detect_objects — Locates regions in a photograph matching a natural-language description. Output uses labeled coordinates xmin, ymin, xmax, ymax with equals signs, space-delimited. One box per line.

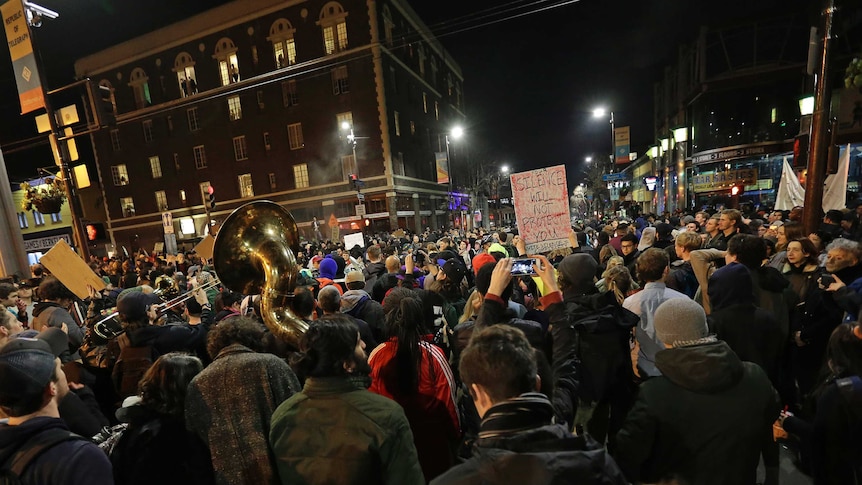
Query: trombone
xmin=92 ymin=278 xmax=221 ymax=340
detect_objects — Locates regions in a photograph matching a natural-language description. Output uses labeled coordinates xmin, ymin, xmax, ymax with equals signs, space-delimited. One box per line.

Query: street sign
xmin=357 ymin=193 xmax=365 ymax=202
xmin=355 ymin=204 xmax=366 ymax=217
xmin=602 ymin=173 xmax=628 ymax=182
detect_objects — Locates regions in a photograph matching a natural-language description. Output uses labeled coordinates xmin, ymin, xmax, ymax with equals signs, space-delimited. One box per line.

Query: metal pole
xmin=803 ymin=0 xmax=836 ymax=235
xmin=609 ymin=111 xmax=616 ymax=173
xmin=446 ymin=135 xmax=454 ymax=230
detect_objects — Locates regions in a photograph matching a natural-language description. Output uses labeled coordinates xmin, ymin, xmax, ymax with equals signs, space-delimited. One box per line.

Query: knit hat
xmin=707 ymin=262 xmax=754 ymax=311
xmin=557 ymin=254 xmax=597 ymax=294
xmin=319 ymin=257 xmax=337 ymax=279
xmin=116 ymin=291 xmax=161 ymax=323
xmin=472 ymin=253 xmax=497 ymax=275
xmin=488 ymin=243 xmax=508 ymax=258
xmin=0 ymin=329 xmax=67 ymax=405
xmin=654 ymin=298 xmax=709 ymax=347
xmin=682 ymin=215 xmax=695 ymax=225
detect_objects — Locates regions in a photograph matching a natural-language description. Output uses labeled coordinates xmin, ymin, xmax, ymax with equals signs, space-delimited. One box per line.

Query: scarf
xmin=478 ymin=392 xmax=555 ymax=440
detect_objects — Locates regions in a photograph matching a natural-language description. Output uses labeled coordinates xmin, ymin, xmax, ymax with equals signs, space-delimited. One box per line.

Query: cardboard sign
xmin=39 ymin=239 xmax=106 ymax=299
xmin=343 ymin=232 xmax=365 ymax=250
xmin=193 ymin=234 xmax=215 ymax=261
xmin=510 ymin=165 xmax=570 ymax=254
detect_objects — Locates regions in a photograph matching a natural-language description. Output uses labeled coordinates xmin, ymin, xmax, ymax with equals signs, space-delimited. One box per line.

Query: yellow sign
xmin=2 ymin=0 xmax=45 ymax=114
xmin=692 ymin=168 xmax=758 ymax=193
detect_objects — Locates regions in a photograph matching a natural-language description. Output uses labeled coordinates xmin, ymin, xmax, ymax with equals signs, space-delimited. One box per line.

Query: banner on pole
xmin=2 ymin=0 xmax=45 ymax=114
xmin=614 ymin=126 xmax=630 ymax=165
xmin=511 ymin=165 xmax=570 ymax=254
xmin=435 ymin=152 xmax=449 ymax=184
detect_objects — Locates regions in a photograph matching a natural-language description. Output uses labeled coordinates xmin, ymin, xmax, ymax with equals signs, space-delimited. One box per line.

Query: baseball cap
xmin=442 ymin=259 xmax=466 ymax=282
xmin=345 ymin=270 xmax=365 ymax=285
xmin=0 ymin=328 xmax=66 ymax=405
xmin=117 ymin=291 xmax=161 ymax=322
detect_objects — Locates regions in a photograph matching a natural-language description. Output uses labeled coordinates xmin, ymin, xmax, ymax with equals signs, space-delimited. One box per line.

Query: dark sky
xmin=0 ymin=0 xmax=815 ymax=185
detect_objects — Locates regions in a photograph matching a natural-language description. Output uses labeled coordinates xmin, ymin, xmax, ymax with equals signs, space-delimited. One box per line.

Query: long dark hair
xmin=382 ymin=288 xmax=427 ymax=395
xmin=139 ymin=353 xmax=203 ymax=419
xmin=828 ymin=323 xmax=862 ymax=378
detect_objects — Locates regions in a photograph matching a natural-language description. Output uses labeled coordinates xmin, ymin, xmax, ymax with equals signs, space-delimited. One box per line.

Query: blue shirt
xmin=623 ymin=282 xmax=688 ymax=377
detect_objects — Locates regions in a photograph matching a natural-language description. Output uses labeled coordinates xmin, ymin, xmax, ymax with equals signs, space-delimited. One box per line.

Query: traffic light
xmin=349 ymin=173 xmax=364 ymax=190
xmin=207 ymin=185 xmax=216 ymax=210
xmin=730 ymin=185 xmax=743 ymax=196
xmin=793 ymin=134 xmax=809 ymax=168
xmin=88 ymin=80 xmax=116 ymax=127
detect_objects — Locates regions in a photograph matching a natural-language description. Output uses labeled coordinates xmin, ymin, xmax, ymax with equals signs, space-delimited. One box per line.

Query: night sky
xmin=0 ymin=0 xmax=816 ymax=186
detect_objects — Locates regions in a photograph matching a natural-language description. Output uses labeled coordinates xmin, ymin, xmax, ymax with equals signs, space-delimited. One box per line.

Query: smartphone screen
xmin=511 ymin=258 xmax=537 ymax=276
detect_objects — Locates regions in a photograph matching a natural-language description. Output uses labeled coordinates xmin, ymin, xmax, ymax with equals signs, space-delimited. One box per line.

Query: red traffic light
xmin=730 ymin=185 xmax=742 ymax=196
xmin=207 ymin=186 xmax=215 ymax=195
xmin=349 ymin=173 xmax=358 ymax=181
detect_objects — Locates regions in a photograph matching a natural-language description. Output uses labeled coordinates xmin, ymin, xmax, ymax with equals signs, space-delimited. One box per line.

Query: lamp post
xmin=593 ymin=107 xmax=615 ymax=171
xmin=445 ymin=126 xmax=463 ymax=229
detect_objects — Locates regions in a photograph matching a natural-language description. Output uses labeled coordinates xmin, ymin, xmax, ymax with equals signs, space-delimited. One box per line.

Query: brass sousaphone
xmin=213 ymin=200 xmax=309 ymax=347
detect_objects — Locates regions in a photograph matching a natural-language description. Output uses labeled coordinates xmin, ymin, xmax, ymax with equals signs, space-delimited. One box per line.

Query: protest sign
xmin=40 ymin=239 xmax=106 ymax=299
xmin=510 ymin=165 xmax=570 ymax=254
xmin=343 ymin=232 xmax=365 ymax=250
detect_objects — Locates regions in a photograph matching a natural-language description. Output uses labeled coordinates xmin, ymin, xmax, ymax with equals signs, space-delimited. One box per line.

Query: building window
xmin=214 ymin=38 xmax=240 ymax=86
xmin=281 ymin=80 xmax=298 ymax=107
xmin=269 ymin=172 xmax=277 ymax=191
xmin=293 ymin=163 xmax=309 ymax=188
xmin=187 ymin=108 xmax=200 ymax=131
xmin=395 ymin=152 xmax=405 ymax=176
xmin=142 ymin=120 xmax=153 ymax=143
xmin=33 ymin=211 xmax=45 ymax=226
xmin=233 ymin=136 xmax=248 ymax=161
xmin=180 ymin=190 xmax=187 ymax=204
xmin=394 ymin=111 xmax=400 ymax=136
xmin=173 ymin=153 xmax=180 ymax=171
xmin=422 ymin=92 xmax=427 ymax=113
xmin=263 ymin=132 xmax=271 ymax=150
xmin=256 ymin=90 xmax=265 ymax=109
xmin=167 ymin=115 xmax=174 ymax=134
xmin=331 ymin=65 xmax=349 ymax=95
xmin=238 ymin=173 xmax=254 ymax=198
xmin=435 ymin=101 xmax=439 ymax=121
xmin=341 ymin=154 xmax=356 ymax=180
xmin=269 ymin=19 xmax=297 ymax=68
xmin=174 ymin=52 xmax=198 ymax=97
xmin=288 ymin=123 xmax=304 ymax=150
xmin=17 ymin=212 xmax=28 ymax=229
xmin=111 ymin=164 xmax=129 ymax=186
xmin=120 ymin=197 xmax=135 ymax=217
xmin=110 ymin=129 xmax=121 ymax=151
xmin=149 ymin=156 xmax=162 ymax=178
xmin=129 ymin=68 xmax=151 ymax=110
xmin=193 ymin=145 xmax=207 ymax=169
xmin=155 ymin=190 xmax=168 ymax=211
xmin=319 ymin=2 xmax=348 ymax=55
xmin=389 ymin=67 xmax=397 ymax=94
xmin=227 ymin=95 xmax=242 ymax=121
xmin=383 ymin=6 xmax=394 ymax=45
xmin=418 ymin=45 xmax=426 ymax=76
xmin=50 ymin=213 xmax=61 ymax=223
xmin=410 ymin=120 xmax=415 ymax=135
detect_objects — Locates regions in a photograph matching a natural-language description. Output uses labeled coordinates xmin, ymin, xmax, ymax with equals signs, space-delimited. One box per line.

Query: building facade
xmin=74 ymin=0 xmax=466 ymax=252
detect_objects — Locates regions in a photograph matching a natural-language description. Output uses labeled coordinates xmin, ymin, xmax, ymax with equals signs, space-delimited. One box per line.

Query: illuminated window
xmin=394 ymin=111 xmax=400 ymax=136
xmin=174 ymin=52 xmax=198 ymax=97
xmin=434 ymin=101 xmax=439 ymax=120
xmin=288 ymin=123 xmax=304 ymax=150
xmin=149 ymin=156 xmax=162 ymax=178
xmin=155 ymin=191 xmax=167 ymax=211
xmin=319 ymin=2 xmax=348 ymax=55
xmin=120 ymin=197 xmax=135 ymax=217
xmin=422 ymin=92 xmax=427 ymax=113
xmin=269 ymin=173 xmax=277 ymax=191
xmin=294 ymin=163 xmax=309 ymax=188
xmin=269 ymin=19 xmax=297 ymax=68
xmin=111 ymin=164 xmax=129 ymax=186
xmin=193 ymin=145 xmax=207 ymax=169
xmin=227 ymin=95 xmax=242 ymax=121
xmin=238 ymin=174 xmax=254 ymax=198
xmin=263 ymin=132 xmax=271 ymax=150
xmin=336 ymin=111 xmax=353 ymax=130
xmin=233 ymin=136 xmax=248 ymax=161
xmin=214 ymin=37 xmax=240 ymax=86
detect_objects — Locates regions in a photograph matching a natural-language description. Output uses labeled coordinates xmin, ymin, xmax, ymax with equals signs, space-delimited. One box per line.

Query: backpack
xmin=0 ymin=428 xmax=82 ymax=484
xmin=111 ymin=334 xmax=157 ymax=399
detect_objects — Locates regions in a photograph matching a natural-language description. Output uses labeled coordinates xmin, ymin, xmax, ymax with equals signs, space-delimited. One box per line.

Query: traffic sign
xmin=328 ymin=214 xmax=338 ymax=228
xmin=602 ymin=173 xmax=628 ymax=182
xmin=355 ymin=204 xmax=366 ymax=217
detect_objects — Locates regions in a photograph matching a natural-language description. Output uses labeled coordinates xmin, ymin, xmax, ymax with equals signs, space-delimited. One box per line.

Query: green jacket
xmin=269 ymin=376 xmax=425 ymax=485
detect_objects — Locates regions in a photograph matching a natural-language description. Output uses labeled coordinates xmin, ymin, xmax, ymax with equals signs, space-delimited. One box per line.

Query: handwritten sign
xmin=40 ymin=239 xmax=106 ymax=299
xmin=511 ymin=165 xmax=570 ymax=254
xmin=343 ymin=232 xmax=365 ymax=250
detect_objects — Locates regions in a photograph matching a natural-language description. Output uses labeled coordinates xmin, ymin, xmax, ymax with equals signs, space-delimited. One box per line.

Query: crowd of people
xmin=1 ymin=201 xmax=862 ymax=485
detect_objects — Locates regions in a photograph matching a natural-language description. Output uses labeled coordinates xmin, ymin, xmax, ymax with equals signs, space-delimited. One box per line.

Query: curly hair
xmin=38 ymin=277 xmax=75 ymax=301
xmin=139 ymin=353 xmax=203 ymax=419
xmin=206 ymin=316 xmax=266 ymax=359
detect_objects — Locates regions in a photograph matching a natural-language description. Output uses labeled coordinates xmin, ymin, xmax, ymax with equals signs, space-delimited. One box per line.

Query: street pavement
xmin=757 ymin=445 xmax=812 ymax=485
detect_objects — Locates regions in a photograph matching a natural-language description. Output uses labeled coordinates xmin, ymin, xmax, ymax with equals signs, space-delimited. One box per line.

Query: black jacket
xmin=430 ymin=394 xmax=627 ymax=485
xmin=363 ymin=261 xmax=387 ymax=295
xmin=614 ymin=341 xmax=780 ymax=485
xmin=707 ymin=304 xmax=782 ymax=384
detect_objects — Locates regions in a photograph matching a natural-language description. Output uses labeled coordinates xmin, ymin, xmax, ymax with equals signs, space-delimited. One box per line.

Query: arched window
xmin=173 ymin=52 xmax=198 ymax=97
xmin=213 ymin=37 xmax=239 ymax=86
xmin=128 ymin=68 xmax=151 ymax=110
xmin=267 ymin=19 xmax=297 ymax=68
xmin=317 ymin=2 xmax=348 ymax=55
xmin=382 ymin=6 xmax=394 ymax=45
xmin=99 ymin=79 xmax=117 ymax=114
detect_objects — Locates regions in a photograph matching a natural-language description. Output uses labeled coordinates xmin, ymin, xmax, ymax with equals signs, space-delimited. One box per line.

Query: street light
xmin=592 ymin=106 xmax=615 ymax=170
xmin=585 ymin=156 xmax=593 ymax=163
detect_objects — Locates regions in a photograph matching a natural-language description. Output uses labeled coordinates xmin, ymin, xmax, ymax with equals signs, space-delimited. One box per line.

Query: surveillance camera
xmin=23 ymin=1 xmax=59 ymax=20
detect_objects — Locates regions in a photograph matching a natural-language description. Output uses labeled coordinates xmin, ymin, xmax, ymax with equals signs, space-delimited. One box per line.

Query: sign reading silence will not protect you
xmin=511 ymin=165 xmax=571 ymax=254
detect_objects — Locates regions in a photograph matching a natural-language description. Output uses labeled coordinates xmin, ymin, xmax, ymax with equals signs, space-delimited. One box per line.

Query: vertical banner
xmin=510 ymin=165 xmax=570 ymax=254
xmin=435 ymin=152 xmax=449 ymax=184
xmin=614 ymin=126 xmax=631 ymax=165
xmin=2 ymin=0 xmax=45 ymax=114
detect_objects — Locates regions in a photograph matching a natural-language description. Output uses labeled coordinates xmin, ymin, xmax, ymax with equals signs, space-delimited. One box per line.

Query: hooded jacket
xmin=363 ymin=261 xmax=387 ymax=294
xmin=31 ymin=302 xmax=84 ymax=362
xmin=614 ymin=341 xmax=780 ymax=485
xmin=341 ymin=289 xmax=386 ymax=342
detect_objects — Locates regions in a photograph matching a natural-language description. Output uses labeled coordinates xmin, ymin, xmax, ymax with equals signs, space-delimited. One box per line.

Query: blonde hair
xmin=675 ymin=232 xmax=702 ymax=252
xmin=459 ymin=289 xmax=482 ymax=323
xmin=604 ymin=265 xmax=634 ymax=305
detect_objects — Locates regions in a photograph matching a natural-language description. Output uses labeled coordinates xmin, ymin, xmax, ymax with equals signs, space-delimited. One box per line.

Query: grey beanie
xmin=654 ymin=298 xmax=708 ymax=347
xmin=557 ymin=253 xmax=597 ymax=294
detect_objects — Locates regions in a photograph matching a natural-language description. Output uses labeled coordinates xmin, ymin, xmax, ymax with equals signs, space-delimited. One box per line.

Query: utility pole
xmin=802 ymin=0 xmax=837 ymax=235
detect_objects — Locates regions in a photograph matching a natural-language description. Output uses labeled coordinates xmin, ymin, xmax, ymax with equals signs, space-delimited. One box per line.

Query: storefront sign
xmin=23 ymin=234 xmax=71 ymax=252
xmin=692 ymin=168 xmax=758 ymax=193
xmin=511 ymin=165 xmax=570 ymax=254
xmin=690 ymin=141 xmax=790 ymax=165
xmin=614 ymin=126 xmax=630 ymax=165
